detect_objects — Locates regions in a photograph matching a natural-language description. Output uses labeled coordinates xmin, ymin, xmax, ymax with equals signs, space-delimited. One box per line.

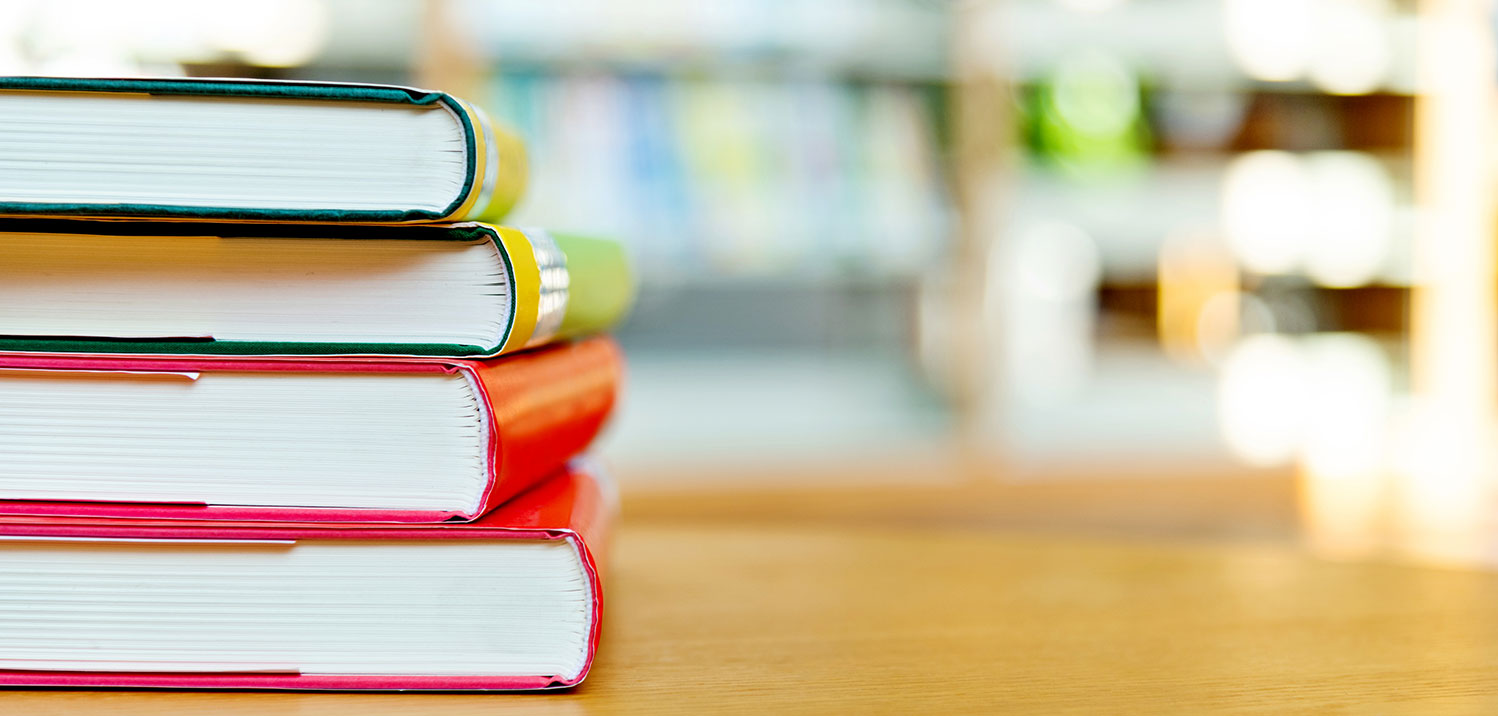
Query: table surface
xmin=6 ymin=476 xmax=1498 ymax=714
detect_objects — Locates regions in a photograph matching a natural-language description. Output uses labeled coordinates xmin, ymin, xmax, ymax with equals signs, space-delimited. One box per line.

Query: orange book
xmin=0 ymin=338 xmax=622 ymax=522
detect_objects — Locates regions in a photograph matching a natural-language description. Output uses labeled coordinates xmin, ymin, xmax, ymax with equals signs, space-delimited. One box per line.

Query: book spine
xmin=490 ymin=227 xmax=634 ymax=356
xmin=467 ymin=338 xmax=623 ymax=517
xmin=459 ymin=102 xmax=529 ymax=222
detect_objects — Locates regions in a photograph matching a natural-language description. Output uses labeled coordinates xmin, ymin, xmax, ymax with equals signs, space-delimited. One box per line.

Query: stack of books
xmin=0 ymin=77 xmax=631 ymax=690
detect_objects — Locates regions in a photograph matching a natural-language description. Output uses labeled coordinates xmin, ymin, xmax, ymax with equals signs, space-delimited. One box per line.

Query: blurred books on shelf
xmin=452 ymin=0 xmax=952 ymax=80
xmin=10 ymin=0 xmax=1427 ymax=491
xmin=486 ymin=71 xmax=954 ymax=284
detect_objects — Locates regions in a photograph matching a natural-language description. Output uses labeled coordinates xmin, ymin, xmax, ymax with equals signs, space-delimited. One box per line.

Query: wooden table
xmin=6 ymin=476 xmax=1498 ymax=714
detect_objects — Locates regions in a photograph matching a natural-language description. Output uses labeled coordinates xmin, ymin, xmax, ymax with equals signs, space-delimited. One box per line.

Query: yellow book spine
xmin=493 ymin=226 xmax=543 ymax=354
xmin=446 ymin=102 xmax=528 ymax=223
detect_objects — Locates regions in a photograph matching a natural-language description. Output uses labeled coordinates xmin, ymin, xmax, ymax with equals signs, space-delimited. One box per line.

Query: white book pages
xmin=0 ymin=370 xmax=490 ymax=512
xmin=0 ymin=94 xmax=468 ymax=212
xmin=0 ymin=538 xmax=591 ymax=677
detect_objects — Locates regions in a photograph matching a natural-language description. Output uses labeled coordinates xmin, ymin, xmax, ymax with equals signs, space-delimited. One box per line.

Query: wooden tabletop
xmin=6 ymin=475 xmax=1498 ymax=714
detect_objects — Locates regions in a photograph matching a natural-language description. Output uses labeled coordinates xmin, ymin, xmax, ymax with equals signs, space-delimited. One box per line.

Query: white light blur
xmin=206 ymin=0 xmax=329 ymax=67
xmin=1053 ymin=0 xmax=1128 ymax=15
xmin=0 ymin=47 xmax=25 ymax=75
xmin=1224 ymin=0 xmax=1314 ymax=82
xmin=1221 ymin=333 xmax=1394 ymax=470
xmin=1304 ymin=152 xmax=1396 ymax=288
xmin=1005 ymin=220 xmax=1103 ymax=302
xmin=1217 ymin=334 xmax=1309 ymax=466
xmin=1294 ymin=334 xmax=1394 ymax=559
xmin=0 ymin=0 xmax=35 ymax=73
xmin=1222 ymin=151 xmax=1312 ymax=275
xmin=1299 ymin=334 xmax=1392 ymax=479
xmin=993 ymin=221 xmax=1101 ymax=406
xmin=0 ymin=1 xmax=35 ymax=43
xmin=1308 ymin=0 xmax=1393 ymax=95
xmin=18 ymin=0 xmax=329 ymax=71
xmin=33 ymin=53 xmax=141 ymax=78
xmin=29 ymin=1 xmax=132 ymax=62
xmin=126 ymin=1 xmax=230 ymax=64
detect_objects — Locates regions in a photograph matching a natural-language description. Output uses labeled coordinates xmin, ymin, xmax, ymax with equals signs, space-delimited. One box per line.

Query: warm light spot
xmin=1157 ymin=232 xmax=1240 ymax=365
xmin=1395 ymin=0 xmax=1498 ymax=566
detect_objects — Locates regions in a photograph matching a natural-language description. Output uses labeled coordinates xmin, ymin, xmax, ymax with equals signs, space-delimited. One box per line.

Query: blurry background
xmin=5 ymin=0 xmax=1498 ymax=565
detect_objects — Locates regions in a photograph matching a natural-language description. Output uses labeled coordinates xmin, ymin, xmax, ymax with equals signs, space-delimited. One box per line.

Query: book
xmin=0 ymin=77 xmax=526 ymax=223
xmin=0 ymin=219 xmax=632 ymax=357
xmin=0 ymin=461 xmax=612 ymax=691
xmin=0 ymin=337 xmax=621 ymax=522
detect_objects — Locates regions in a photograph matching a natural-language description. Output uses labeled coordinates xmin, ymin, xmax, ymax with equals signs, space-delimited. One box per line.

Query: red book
xmin=0 ymin=338 xmax=621 ymax=522
xmin=0 ymin=461 xmax=613 ymax=691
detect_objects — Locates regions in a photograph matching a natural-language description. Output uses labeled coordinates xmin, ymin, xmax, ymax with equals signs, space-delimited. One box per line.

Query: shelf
xmin=981 ymin=0 xmax=1416 ymax=95
xmin=1001 ymin=156 xmax=1413 ymax=284
xmin=450 ymin=0 xmax=952 ymax=83
xmin=1099 ymin=283 xmax=1410 ymax=337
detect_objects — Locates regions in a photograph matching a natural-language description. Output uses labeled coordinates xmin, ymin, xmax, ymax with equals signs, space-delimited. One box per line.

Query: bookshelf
xmin=1 ymin=0 xmax=1440 ymax=486
xmin=403 ymin=0 xmax=967 ymax=472
xmin=400 ymin=0 xmax=1425 ymax=478
xmin=0 ymin=0 xmax=969 ymax=475
xmin=954 ymin=0 xmax=1420 ymax=477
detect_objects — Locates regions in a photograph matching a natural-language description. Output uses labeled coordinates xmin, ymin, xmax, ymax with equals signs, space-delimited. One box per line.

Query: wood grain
xmin=5 ymin=480 xmax=1498 ymax=714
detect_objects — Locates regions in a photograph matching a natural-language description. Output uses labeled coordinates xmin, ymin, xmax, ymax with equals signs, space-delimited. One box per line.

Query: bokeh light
xmin=1221 ymin=150 xmax=1312 ymax=275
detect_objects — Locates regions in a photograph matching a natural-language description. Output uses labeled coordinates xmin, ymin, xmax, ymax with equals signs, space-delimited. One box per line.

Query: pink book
xmin=0 ymin=462 xmax=614 ymax=691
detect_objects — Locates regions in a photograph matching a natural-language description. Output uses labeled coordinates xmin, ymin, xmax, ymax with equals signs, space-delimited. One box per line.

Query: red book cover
xmin=0 ymin=461 xmax=615 ymax=691
xmin=0 ymin=337 xmax=622 ymax=522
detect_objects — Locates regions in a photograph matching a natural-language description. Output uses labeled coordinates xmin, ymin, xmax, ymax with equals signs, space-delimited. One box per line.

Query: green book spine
xmin=555 ymin=233 xmax=635 ymax=341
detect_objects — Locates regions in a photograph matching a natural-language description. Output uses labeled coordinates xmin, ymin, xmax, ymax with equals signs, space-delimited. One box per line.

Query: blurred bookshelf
xmin=0 ymin=0 xmax=966 ymax=480
xmin=950 ymin=0 xmax=1420 ymax=480
xmin=433 ymin=0 xmax=966 ymax=475
xmin=0 ymin=0 xmax=1442 ymax=491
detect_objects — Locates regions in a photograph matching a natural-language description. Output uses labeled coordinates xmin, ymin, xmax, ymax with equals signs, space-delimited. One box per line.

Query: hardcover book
xmin=0 ymin=77 xmax=526 ymax=223
xmin=0 ymin=219 xmax=632 ymax=357
xmin=0 ymin=337 xmax=622 ymax=522
xmin=0 ymin=462 xmax=613 ymax=690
